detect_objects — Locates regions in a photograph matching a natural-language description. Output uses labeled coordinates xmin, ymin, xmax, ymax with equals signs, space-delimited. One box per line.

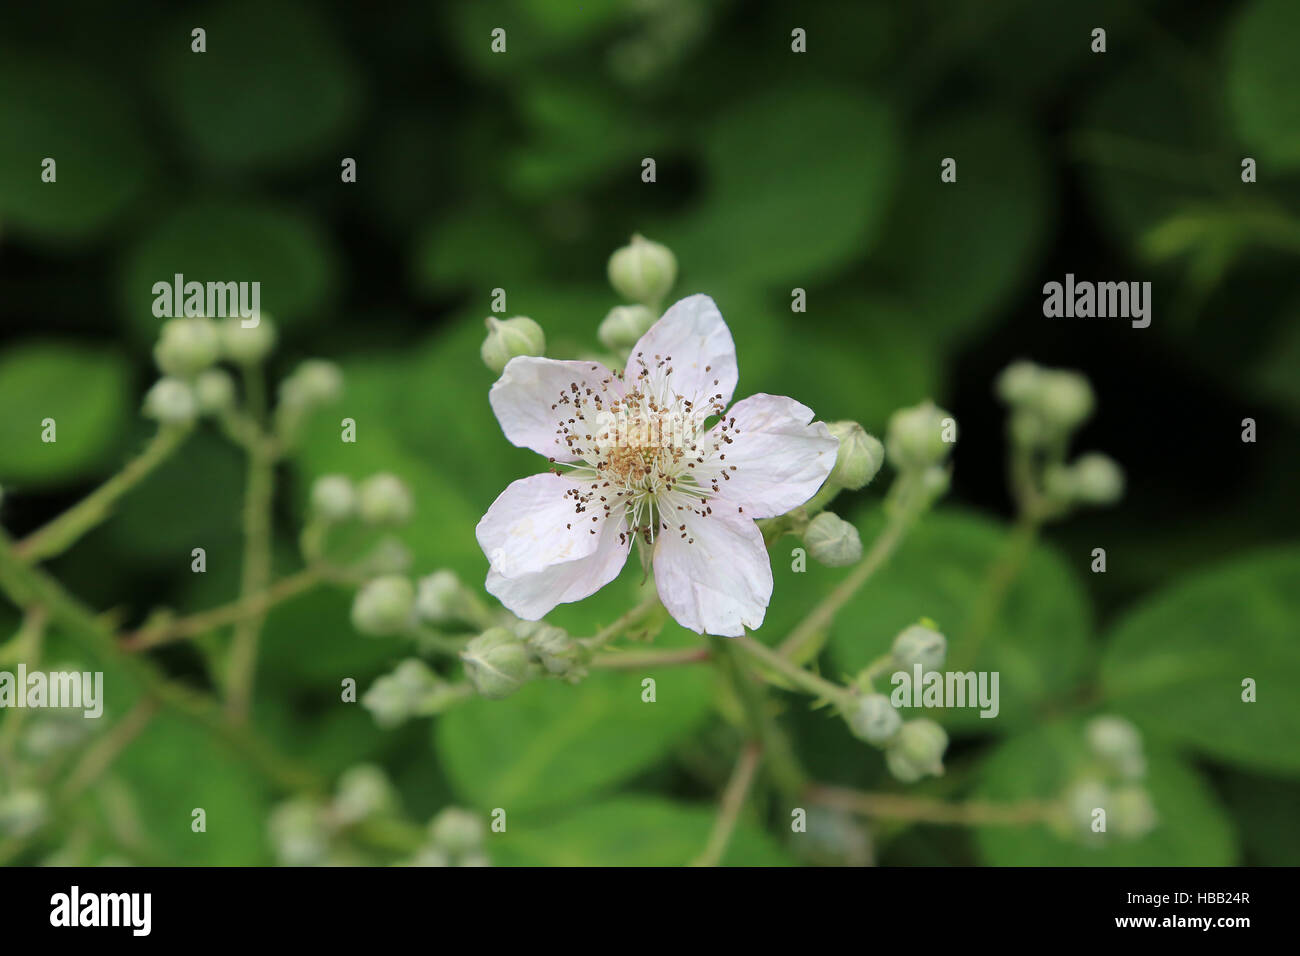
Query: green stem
xmin=579 ymin=589 xmax=662 ymax=650
xmin=14 ymin=425 xmax=191 ymax=563
xmin=953 ymin=514 xmax=1039 ymax=670
xmin=590 ymin=646 xmax=710 ymax=670
xmin=712 ymin=637 xmax=806 ymax=797
xmin=806 ymin=784 xmax=1058 ymax=827
xmin=733 ymin=634 xmax=851 ymax=708
xmin=691 ymin=742 xmax=762 ymax=867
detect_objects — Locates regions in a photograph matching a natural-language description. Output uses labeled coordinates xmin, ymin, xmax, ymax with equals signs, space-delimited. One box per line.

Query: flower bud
xmin=284 ymin=359 xmax=343 ymax=406
xmin=268 ymin=798 xmax=329 ymax=866
xmin=0 ymin=788 xmax=47 ymax=838
xmin=310 ymin=475 xmax=356 ymax=522
xmin=461 ymin=627 xmax=530 ymax=699
xmin=995 ymin=360 xmax=1042 ymax=405
xmin=1035 ymin=370 xmax=1094 ymax=432
xmin=1086 ymin=715 xmax=1145 ymax=778
xmin=357 ymin=473 xmax=414 ymax=525
xmin=481 ymin=316 xmax=545 ymax=375
xmin=219 ymin=314 xmax=278 ymax=365
xmin=1063 ymin=778 xmax=1111 ymax=837
xmin=891 ymin=623 xmax=947 ymax=673
xmin=1109 ymin=785 xmax=1158 ymax=839
xmin=350 ymin=575 xmax=416 ymax=637
xmin=846 ymin=693 xmax=902 ymax=744
xmin=826 ymin=421 xmax=884 ymax=490
xmin=143 ymin=377 xmax=198 ymax=425
xmin=429 ymin=806 xmax=485 ymax=855
xmin=607 ymin=234 xmax=677 ymax=306
xmin=803 ymin=511 xmax=862 ymax=567
xmin=332 ymin=764 xmax=397 ymax=825
xmin=525 ymin=623 xmax=584 ymax=677
xmin=154 ymin=318 xmax=220 ymax=378
xmin=1070 ymin=453 xmax=1124 ymax=506
xmin=597 ymin=304 xmax=657 ymax=352
xmin=886 ymin=401 xmax=955 ymax=471
xmin=415 ymin=569 xmax=479 ymax=627
xmin=885 ymin=719 xmax=948 ymax=782
xmin=362 ymin=659 xmax=449 ymax=728
xmin=194 ymin=368 xmax=235 ymax=414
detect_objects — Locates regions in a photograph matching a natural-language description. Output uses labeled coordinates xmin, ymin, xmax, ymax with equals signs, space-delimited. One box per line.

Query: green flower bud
xmin=461 ymin=627 xmax=530 ymax=699
xmin=597 ymin=304 xmax=657 ymax=352
xmin=1063 ymin=778 xmax=1111 ymax=837
xmin=310 ymin=474 xmax=356 ymax=522
xmin=481 ymin=316 xmax=545 ymax=375
xmin=362 ymin=659 xmax=450 ymax=728
xmin=357 ymin=473 xmax=414 ymax=525
xmin=1109 ymin=785 xmax=1158 ymax=839
xmin=891 ymin=623 xmax=947 ymax=673
xmin=1086 ymin=715 xmax=1145 ymax=778
xmin=995 ymin=360 xmax=1042 ymax=405
xmin=1035 ymin=370 xmax=1094 ymax=432
xmin=525 ymin=623 xmax=585 ymax=677
xmin=219 ymin=314 xmax=278 ymax=365
xmin=803 ymin=511 xmax=863 ymax=567
xmin=885 ymin=719 xmax=948 ymax=782
xmin=332 ymin=764 xmax=397 ymax=825
xmin=284 ymin=359 xmax=343 ymax=406
xmin=268 ymin=798 xmax=329 ymax=866
xmin=0 ymin=788 xmax=47 ymax=838
xmin=886 ymin=401 xmax=955 ymax=471
xmin=414 ymin=570 xmax=478 ymax=626
xmin=826 ymin=421 xmax=884 ymax=490
xmin=350 ymin=575 xmax=416 ymax=637
xmin=429 ymin=807 xmax=485 ymax=855
xmin=846 ymin=693 xmax=902 ymax=744
xmin=194 ymin=368 xmax=235 ymax=414
xmin=1070 ymin=453 xmax=1124 ymax=506
xmin=154 ymin=318 xmax=220 ymax=378
xmin=607 ymin=234 xmax=677 ymax=306
xmin=143 ymin=377 xmax=199 ymax=425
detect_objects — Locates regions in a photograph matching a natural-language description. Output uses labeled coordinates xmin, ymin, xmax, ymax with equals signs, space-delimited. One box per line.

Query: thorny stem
xmin=580 ymin=589 xmax=662 ymax=650
xmin=0 ymin=528 xmax=324 ymax=796
xmin=806 ymin=784 xmax=1059 ymax=827
xmin=14 ymin=425 xmax=192 ymax=563
xmin=121 ymin=566 xmax=326 ymax=651
xmin=691 ymin=742 xmax=762 ymax=867
xmin=226 ymin=368 xmax=276 ymax=724
xmin=733 ymin=634 xmax=851 ymax=708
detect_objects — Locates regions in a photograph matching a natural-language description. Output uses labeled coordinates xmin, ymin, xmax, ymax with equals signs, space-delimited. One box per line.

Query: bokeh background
xmin=1 ymin=0 xmax=1298 ymax=865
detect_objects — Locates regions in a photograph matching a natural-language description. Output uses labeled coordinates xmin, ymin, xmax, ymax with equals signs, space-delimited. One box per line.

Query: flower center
xmin=547 ymin=355 xmax=737 ymax=545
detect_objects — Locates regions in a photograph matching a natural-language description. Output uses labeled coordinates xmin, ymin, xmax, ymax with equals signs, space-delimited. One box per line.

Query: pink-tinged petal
xmin=476 ymin=473 xmax=607 ymax=578
xmin=489 ymin=356 xmax=621 ymax=461
xmin=625 ymin=295 xmax=738 ymax=411
xmin=706 ymin=393 xmax=839 ymax=519
xmin=486 ymin=513 xmax=631 ymax=620
xmin=652 ymin=509 xmax=772 ymax=636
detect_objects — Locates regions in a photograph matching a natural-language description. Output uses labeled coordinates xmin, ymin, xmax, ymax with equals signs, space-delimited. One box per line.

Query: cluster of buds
xmin=144 ymin=315 xmax=277 ymax=425
xmin=1056 ymin=715 xmax=1158 ymax=844
xmin=594 ymin=235 xmax=677 ymax=361
xmin=362 ymin=659 xmax=467 ymax=728
xmin=268 ymin=764 xmax=400 ymax=867
xmin=843 ymin=622 xmax=950 ymax=782
xmin=459 ymin=618 xmax=590 ymax=700
xmin=407 ymin=807 xmax=490 ymax=867
xmin=996 ymin=361 xmax=1123 ymax=516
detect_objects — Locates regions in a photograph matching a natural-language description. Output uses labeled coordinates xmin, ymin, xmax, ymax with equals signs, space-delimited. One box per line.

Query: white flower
xmin=476 ymin=295 xmax=838 ymax=636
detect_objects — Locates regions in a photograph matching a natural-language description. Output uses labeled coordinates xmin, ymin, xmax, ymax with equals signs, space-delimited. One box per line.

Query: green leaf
xmin=115 ymin=715 xmax=272 ymax=865
xmin=494 ymin=796 xmax=793 ymax=866
xmin=118 ymin=200 xmax=338 ymax=343
xmin=827 ymin=509 xmax=1092 ymax=734
xmin=0 ymin=343 xmax=131 ymax=486
xmin=1229 ymin=0 xmax=1300 ymax=171
xmin=973 ymin=721 xmax=1237 ymax=866
xmin=878 ymin=112 xmax=1048 ymax=346
xmin=436 ymin=597 xmax=712 ymax=813
xmin=1100 ymin=547 xmax=1300 ymax=774
xmin=0 ymin=56 xmax=152 ymax=240
xmin=667 ymin=83 xmax=897 ymax=286
xmin=150 ymin=0 xmax=360 ymax=172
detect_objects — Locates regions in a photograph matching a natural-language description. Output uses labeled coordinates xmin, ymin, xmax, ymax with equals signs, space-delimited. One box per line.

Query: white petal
xmin=486 ymin=513 xmax=631 ymax=620
xmin=652 ymin=509 xmax=772 ymax=637
xmin=489 ymin=356 xmax=621 ymax=461
xmin=625 ymin=295 xmax=738 ymax=411
xmin=707 ymin=393 xmax=839 ymax=519
xmin=476 ymin=473 xmax=608 ymax=578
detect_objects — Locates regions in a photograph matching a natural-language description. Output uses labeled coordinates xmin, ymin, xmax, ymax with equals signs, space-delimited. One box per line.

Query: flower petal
xmin=489 ymin=356 xmax=621 ymax=461
xmin=707 ymin=393 xmax=839 ymax=519
xmin=625 ymin=295 xmax=738 ymax=412
xmin=476 ymin=472 xmax=608 ymax=578
xmin=486 ymin=513 xmax=631 ymax=620
xmin=652 ymin=509 xmax=772 ymax=636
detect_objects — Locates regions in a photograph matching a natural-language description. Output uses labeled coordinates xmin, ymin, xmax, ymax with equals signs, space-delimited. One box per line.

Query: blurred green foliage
xmin=1 ymin=0 xmax=1298 ymax=866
